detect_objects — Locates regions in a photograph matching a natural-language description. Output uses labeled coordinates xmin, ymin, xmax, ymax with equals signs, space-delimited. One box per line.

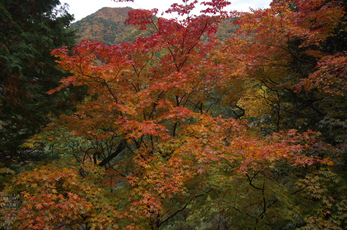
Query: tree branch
xmin=98 ymin=140 xmax=126 ymax=167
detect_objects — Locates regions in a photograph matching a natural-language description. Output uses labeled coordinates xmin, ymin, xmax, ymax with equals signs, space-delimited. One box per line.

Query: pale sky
xmin=59 ymin=0 xmax=272 ymax=22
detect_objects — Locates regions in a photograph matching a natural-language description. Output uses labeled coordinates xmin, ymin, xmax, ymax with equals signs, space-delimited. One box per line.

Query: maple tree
xmin=219 ymin=0 xmax=345 ymax=130
xmin=1 ymin=0 xmax=345 ymax=229
xmin=218 ymin=0 xmax=347 ymax=228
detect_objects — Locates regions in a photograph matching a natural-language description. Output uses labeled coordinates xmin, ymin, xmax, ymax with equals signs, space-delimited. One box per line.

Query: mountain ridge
xmin=71 ymin=7 xmax=238 ymax=45
xmin=71 ymin=7 xmax=138 ymax=44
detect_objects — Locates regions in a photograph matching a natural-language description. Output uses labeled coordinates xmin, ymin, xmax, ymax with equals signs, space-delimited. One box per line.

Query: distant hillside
xmin=72 ymin=7 xmax=139 ymax=45
xmin=217 ymin=17 xmax=238 ymax=41
xmin=72 ymin=7 xmax=239 ymax=45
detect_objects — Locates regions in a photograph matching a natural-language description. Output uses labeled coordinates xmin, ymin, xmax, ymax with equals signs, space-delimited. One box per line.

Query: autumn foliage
xmin=1 ymin=0 xmax=347 ymax=229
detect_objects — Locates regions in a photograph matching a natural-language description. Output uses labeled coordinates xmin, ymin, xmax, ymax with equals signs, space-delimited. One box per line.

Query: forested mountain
xmin=71 ymin=7 xmax=139 ymax=44
xmin=216 ymin=17 xmax=238 ymax=41
xmin=72 ymin=7 xmax=238 ymax=44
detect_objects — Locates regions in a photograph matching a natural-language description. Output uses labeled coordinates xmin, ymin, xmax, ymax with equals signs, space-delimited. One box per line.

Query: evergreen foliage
xmin=0 ymin=0 xmax=79 ymax=167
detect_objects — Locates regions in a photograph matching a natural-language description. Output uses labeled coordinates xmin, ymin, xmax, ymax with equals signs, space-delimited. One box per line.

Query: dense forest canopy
xmin=0 ymin=0 xmax=82 ymax=170
xmin=1 ymin=0 xmax=347 ymax=229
